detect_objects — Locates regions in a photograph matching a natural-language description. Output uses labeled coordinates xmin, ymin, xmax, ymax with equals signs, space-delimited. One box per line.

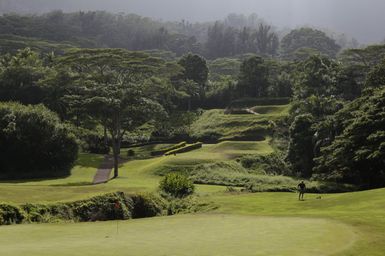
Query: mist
xmin=1 ymin=0 xmax=385 ymax=43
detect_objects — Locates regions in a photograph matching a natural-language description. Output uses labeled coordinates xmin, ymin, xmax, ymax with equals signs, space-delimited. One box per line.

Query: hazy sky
xmin=1 ymin=0 xmax=385 ymax=43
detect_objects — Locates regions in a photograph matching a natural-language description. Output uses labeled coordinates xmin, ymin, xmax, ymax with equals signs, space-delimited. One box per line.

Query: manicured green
xmin=0 ymin=214 xmax=356 ymax=256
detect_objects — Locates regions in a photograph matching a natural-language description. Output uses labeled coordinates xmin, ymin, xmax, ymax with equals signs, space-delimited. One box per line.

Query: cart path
xmin=92 ymin=155 xmax=114 ymax=184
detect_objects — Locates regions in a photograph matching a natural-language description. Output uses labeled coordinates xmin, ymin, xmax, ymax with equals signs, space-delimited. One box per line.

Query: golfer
xmin=298 ymin=181 xmax=306 ymax=201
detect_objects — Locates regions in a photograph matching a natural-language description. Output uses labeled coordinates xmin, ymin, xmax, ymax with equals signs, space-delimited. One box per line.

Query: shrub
xmin=165 ymin=142 xmax=203 ymax=156
xmin=131 ymin=193 xmax=167 ymax=218
xmin=69 ymin=192 xmax=133 ymax=221
xmin=151 ymin=142 xmax=187 ymax=156
xmin=127 ymin=149 xmax=135 ymax=157
xmin=79 ymin=130 xmax=110 ymax=154
xmin=239 ymin=152 xmax=291 ymax=175
xmin=0 ymin=102 xmax=78 ymax=179
xmin=159 ymin=173 xmax=195 ymax=198
xmin=0 ymin=204 xmax=25 ymax=225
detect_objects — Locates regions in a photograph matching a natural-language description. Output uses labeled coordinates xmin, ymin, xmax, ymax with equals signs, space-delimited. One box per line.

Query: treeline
xmin=0 ymin=11 xmax=352 ymax=59
xmin=286 ymin=44 xmax=385 ymax=188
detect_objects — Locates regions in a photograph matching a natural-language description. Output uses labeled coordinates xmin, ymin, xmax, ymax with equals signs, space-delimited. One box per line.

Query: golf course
xmin=1 ymin=103 xmax=385 ymax=256
xmin=1 ymin=10 xmax=385 ymax=254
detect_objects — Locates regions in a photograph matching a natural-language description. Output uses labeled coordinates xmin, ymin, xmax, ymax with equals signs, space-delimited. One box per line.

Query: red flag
xmin=114 ymin=201 xmax=120 ymax=210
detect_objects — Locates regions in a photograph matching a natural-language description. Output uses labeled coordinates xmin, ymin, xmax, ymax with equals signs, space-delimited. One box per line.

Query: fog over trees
xmin=1 ymin=0 xmax=385 ymax=44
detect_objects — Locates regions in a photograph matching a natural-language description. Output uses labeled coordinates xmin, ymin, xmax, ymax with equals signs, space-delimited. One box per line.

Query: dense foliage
xmin=0 ymin=102 xmax=78 ymax=179
xmin=281 ymin=28 xmax=341 ymax=59
xmin=159 ymin=173 xmax=195 ymax=198
xmin=314 ymin=87 xmax=385 ymax=188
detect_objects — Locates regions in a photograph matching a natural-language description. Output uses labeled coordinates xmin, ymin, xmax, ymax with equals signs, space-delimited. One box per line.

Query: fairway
xmin=0 ymin=214 xmax=356 ymax=256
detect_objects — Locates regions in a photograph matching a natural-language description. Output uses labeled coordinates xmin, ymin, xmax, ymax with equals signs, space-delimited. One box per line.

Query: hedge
xmin=0 ymin=204 xmax=25 ymax=225
xmin=151 ymin=142 xmax=187 ymax=156
xmin=1 ymin=192 xmax=168 ymax=226
xmin=165 ymin=142 xmax=203 ymax=156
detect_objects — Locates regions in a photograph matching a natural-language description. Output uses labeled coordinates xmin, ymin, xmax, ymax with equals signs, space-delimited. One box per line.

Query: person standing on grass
xmin=298 ymin=181 xmax=306 ymax=201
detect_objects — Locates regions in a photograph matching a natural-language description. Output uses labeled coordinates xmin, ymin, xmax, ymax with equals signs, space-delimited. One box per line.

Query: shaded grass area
xmin=121 ymin=144 xmax=173 ymax=159
xmin=0 ymin=214 xmax=356 ymax=256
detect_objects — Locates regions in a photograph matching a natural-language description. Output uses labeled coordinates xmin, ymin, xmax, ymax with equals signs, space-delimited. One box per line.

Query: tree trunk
xmin=111 ymin=113 xmax=122 ymax=179
xmin=112 ymin=140 xmax=119 ymax=179
xmin=103 ymin=125 xmax=108 ymax=147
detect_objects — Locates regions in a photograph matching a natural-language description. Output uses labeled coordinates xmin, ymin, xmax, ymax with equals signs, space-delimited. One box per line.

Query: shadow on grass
xmin=50 ymin=182 xmax=94 ymax=187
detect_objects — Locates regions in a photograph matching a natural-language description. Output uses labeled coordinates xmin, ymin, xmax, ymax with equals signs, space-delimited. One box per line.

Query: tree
xmin=286 ymin=114 xmax=315 ymax=178
xmin=0 ymin=102 xmax=78 ymax=179
xmin=292 ymin=55 xmax=339 ymax=100
xmin=281 ymin=28 xmax=341 ymax=59
xmin=237 ymin=55 xmax=269 ymax=97
xmin=365 ymin=58 xmax=385 ymax=88
xmin=339 ymin=44 xmax=385 ymax=69
xmin=254 ymin=23 xmax=279 ymax=56
xmin=178 ymin=53 xmax=209 ymax=98
xmin=0 ymin=48 xmax=48 ymax=104
xmin=59 ymin=48 xmax=167 ymax=178
xmin=314 ymin=87 xmax=385 ymax=188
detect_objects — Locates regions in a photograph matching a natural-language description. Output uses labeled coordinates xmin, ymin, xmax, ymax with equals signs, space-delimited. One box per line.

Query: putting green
xmin=0 ymin=214 xmax=356 ymax=256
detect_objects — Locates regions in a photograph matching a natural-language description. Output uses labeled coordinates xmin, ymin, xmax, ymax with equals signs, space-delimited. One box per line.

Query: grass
xmin=209 ymin=189 xmax=385 ymax=256
xmin=190 ymin=105 xmax=289 ymax=141
xmin=0 ymin=214 xmax=356 ymax=256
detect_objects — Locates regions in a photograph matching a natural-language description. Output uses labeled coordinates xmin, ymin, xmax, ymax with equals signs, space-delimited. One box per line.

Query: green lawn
xmin=0 ymin=214 xmax=356 ymax=256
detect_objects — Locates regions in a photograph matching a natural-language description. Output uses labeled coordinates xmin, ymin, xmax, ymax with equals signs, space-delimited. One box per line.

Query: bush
xmin=2 ymin=192 xmax=172 ymax=226
xmin=165 ymin=142 xmax=203 ymax=156
xmin=78 ymin=129 xmax=110 ymax=154
xmin=151 ymin=142 xmax=187 ymax=156
xmin=127 ymin=149 xmax=135 ymax=157
xmin=0 ymin=103 xmax=78 ymax=179
xmin=159 ymin=173 xmax=195 ymax=198
xmin=69 ymin=192 xmax=133 ymax=221
xmin=131 ymin=193 xmax=167 ymax=218
xmin=0 ymin=204 xmax=25 ymax=225
xmin=239 ymin=152 xmax=291 ymax=175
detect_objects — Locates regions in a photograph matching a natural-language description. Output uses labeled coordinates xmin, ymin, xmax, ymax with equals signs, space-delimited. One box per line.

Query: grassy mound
xmin=190 ymin=105 xmax=289 ymax=142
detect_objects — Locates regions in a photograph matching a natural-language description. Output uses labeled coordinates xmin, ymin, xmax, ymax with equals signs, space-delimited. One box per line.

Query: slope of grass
xmin=0 ymin=141 xmax=272 ymax=203
xmin=190 ymin=105 xmax=289 ymax=141
xmin=0 ymin=214 xmax=356 ymax=256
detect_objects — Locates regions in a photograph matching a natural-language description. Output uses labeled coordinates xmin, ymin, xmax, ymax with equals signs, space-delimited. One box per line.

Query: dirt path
xmin=92 ymin=155 xmax=114 ymax=184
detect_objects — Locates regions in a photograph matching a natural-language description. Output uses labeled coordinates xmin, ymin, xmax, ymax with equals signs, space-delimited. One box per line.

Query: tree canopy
xmin=281 ymin=28 xmax=341 ymax=59
xmin=0 ymin=102 xmax=78 ymax=179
